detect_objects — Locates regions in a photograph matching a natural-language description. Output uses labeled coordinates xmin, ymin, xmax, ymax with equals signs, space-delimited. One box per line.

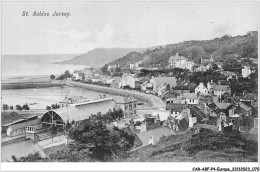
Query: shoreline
xmin=1 ymin=80 xmax=165 ymax=109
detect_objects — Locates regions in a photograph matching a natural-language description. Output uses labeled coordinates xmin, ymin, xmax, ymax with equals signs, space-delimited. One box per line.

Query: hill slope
xmin=59 ymin=48 xmax=145 ymax=67
xmin=108 ymin=32 xmax=258 ymax=67
xmin=122 ymin=128 xmax=258 ymax=162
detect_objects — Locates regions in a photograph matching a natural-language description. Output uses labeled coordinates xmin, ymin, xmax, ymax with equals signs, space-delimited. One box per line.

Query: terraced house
xmin=114 ymin=96 xmax=137 ymax=118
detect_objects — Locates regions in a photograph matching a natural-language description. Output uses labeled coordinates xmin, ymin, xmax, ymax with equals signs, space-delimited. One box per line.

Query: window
xmin=134 ymin=103 xmax=137 ymax=108
xmin=125 ymin=105 xmax=128 ymax=110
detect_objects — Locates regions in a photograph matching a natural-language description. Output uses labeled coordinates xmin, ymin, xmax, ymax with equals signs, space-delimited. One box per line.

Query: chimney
xmin=141 ymin=121 xmax=147 ymax=133
xmin=149 ymin=136 xmax=155 ymax=145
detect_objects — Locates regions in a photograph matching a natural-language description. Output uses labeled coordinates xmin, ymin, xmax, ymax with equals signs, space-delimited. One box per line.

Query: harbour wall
xmin=1 ymin=81 xmax=64 ymax=90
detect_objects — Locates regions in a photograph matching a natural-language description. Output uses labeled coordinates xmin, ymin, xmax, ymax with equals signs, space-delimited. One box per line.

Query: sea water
xmin=1 ymin=86 xmax=107 ymax=110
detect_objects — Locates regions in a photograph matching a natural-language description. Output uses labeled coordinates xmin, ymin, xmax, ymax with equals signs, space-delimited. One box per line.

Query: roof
xmin=177 ymin=118 xmax=189 ymax=131
xmin=2 ymin=115 xmax=39 ymax=127
xmin=239 ymin=102 xmax=252 ymax=112
xmin=152 ymin=77 xmax=177 ymax=88
xmin=207 ymin=103 xmax=218 ymax=110
xmin=136 ymin=127 xmax=175 ymax=146
xmin=161 ymin=90 xmax=178 ymax=99
xmin=166 ymin=104 xmax=183 ymax=112
xmin=139 ymin=77 xmax=150 ymax=83
xmin=244 ymin=93 xmax=258 ymax=100
xmin=214 ymin=85 xmax=229 ymax=91
xmin=215 ymin=103 xmax=230 ymax=109
xmin=190 ymin=106 xmax=207 ymax=122
xmin=8 ymin=118 xmax=41 ymax=130
xmin=173 ymin=85 xmax=189 ymax=90
xmin=182 ymin=93 xmax=197 ymax=99
xmin=41 ymin=100 xmax=116 ymax=122
xmin=1 ymin=140 xmax=46 ymax=162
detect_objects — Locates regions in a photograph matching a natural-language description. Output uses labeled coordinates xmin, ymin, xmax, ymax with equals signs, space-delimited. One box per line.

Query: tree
xmin=212 ymin=63 xmax=218 ymax=70
xmin=46 ymin=105 xmax=51 ymax=110
xmin=68 ymin=118 xmax=135 ymax=161
xmin=22 ymin=104 xmax=30 ymax=111
xmin=115 ymin=66 xmax=121 ymax=73
xmin=50 ymin=74 xmax=55 ymax=80
xmin=3 ymin=104 xmax=9 ymax=111
xmin=16 ymin=105 xmax=22 ymax=111
xmin=10 ymin=105 xmax=13 ymax=110
xmin=64 ymin=70 xmax=70 ymax=79
xmin=51 ymin=103 xmax=60 ymax=109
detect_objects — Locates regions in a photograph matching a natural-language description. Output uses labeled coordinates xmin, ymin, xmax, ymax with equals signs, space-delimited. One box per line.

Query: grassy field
xmin=43 ymin=144 xmax=66 ymax=156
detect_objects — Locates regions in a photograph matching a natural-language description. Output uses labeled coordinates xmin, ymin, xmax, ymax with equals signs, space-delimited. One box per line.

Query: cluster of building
xmin=2 ymin=50 xmax=258 ymax=160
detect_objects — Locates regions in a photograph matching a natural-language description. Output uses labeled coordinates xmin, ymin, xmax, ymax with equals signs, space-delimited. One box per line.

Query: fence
xmin=37 ymin=134 xmax=66 ymax=149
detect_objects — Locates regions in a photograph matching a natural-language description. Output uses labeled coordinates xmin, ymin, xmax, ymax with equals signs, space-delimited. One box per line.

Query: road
xmin=67 ymin=81 xmax=166 ymax=110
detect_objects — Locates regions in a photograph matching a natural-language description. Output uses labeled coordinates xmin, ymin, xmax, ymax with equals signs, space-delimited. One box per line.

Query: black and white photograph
xmin=1 ymin=0 xmax=259 ymax=171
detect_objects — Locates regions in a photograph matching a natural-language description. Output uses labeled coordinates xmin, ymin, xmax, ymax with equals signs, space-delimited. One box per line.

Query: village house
xmin=110 ymin=77 xmax=122 ymax=88
xmin=242 ymin=66 xmax=253 ymax=78
xmin=73 ymin=71 xmax=84 ymax=81
xmin=173 ymin=85 xmax=190 ymax=94
xmin=182 ymin=93 xmax=199 ymax=104
xmin=194 ymin=65 xmax=207 ymax=72
xmin=150 ymin=76 xmax=177 ymax=96
xmin=168 ymin=52 xmax=188 ymax=69
xmin=190 ymin=106 xmax=207 ymax=124
xmin=136 ymin=127 xmax=175 ymax=146
xmin=121 ymin=74 xmax=141 ymax=90
xmin=91 ymin=73 xmax=101 ymax=83
xmin=195 ymin=83 xmax=210 ymax=95
xmin=206 ymin=102 xmax=232 ymax=126
xmin=113 ymin=96 xmax=138 ymax=118
xmin=130 ymin=61 xmax=143 ymax=70
xmin=139 ymin=77 xmax=150 ymax=84
xmin=161 ymin=90 xmax=178 ymax=101
xmin=185 ymin=61 xmax=195 ymax=71
xmin=236 ymin=102 xmax=252 ymax=116
xmin=2 ymin=115 xmax=42 ymax=137
xmin=201 ymin=56 xmax=214 ymax=65
xmin=141 ymin=82 xmax=153 ymax=94
xmin=213 ymin=84 xmax=231 ymax=98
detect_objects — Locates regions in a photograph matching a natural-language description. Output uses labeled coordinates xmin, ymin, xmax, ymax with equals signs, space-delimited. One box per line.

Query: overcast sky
xmin=2 ymin=1 xmax=258 ymax=54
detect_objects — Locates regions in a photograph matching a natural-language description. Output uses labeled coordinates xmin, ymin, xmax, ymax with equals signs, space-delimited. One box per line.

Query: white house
xmin=5 ymin=118 xmax=42 ymax=137
xmin=169 ymin=52 xmax=188 ymax=68
xmin=195 ymin=83 xmax=209 ymax=95
xmin=213 ymin=85 xmax=230 ymax=98
xmin=121 ymin=74 xmax=140 ymax=89
xmin=242 ymin=66 xmax=252 ymax=78
xmin=185 ymin=61 xmax=195 ymax=71
xmin=150 ymin=76 xmax=177 ymax=95
xmin=73 ymin=72 xmax=84 ymax=81
xmin=182 ymin=93 xmax=199 ymax=104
